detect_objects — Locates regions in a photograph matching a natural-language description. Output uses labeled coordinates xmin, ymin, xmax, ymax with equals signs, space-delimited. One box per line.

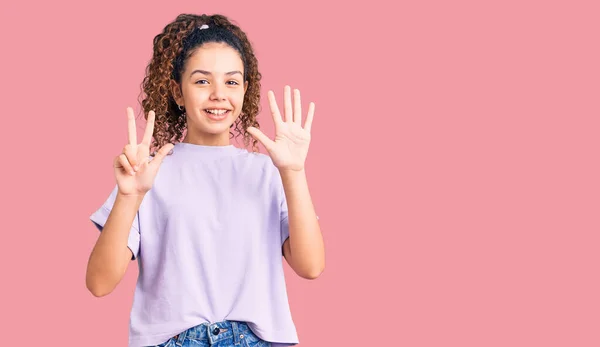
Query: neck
xmin=183 ymin=130 xmax=231 ymax=146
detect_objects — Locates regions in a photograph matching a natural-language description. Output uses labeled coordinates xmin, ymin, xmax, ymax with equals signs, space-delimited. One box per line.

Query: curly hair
xmin=137 ymin=13 xmax=262 ymax=154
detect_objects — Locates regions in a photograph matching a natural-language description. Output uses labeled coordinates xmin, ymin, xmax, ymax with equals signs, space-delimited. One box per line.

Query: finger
xmin=267 ymin=90 xmax=283 ymax=124
xmin=123 ymin=144 xmax=138 ymax=170
xmin=116 ymin=154 xmax=135 ymax=176
xmin=247 ymin=126 xmax=274 ymax=150
xmin=141 ymin=110 xmax=155 ymax=146
xmin=127 ymin=107 xmax=137 ymax=146
xmin=149 ymin=143 xmax=174 ymax=169
xmin=293 ymin=89 xmax=302 ymax=124
xmin=304 ymin=102 xmax=315 ymax=133
xmin=283 ymin=85 xmax=292 ymax=123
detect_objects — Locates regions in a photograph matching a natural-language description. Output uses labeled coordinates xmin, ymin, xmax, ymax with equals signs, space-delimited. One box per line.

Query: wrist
xmin=279 ymin=168 xmax=307 ymax=187
xmin=116 ymin=191 xmax=146 ymax=203
xmin=279 ymin=167 xmax=305 ymax=178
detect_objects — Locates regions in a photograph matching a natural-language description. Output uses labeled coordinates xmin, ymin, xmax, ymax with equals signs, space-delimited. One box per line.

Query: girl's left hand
xmin=247 ymin=86 xmax=315 ymax=172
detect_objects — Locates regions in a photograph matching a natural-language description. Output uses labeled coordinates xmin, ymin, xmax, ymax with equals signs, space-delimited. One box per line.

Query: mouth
xmin=203 ymin=108 xmax=231 ymax=121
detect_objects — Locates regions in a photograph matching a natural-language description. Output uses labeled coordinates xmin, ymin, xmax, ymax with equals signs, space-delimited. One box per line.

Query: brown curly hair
xmin=137 ymin=13 xmax=262 ymax=154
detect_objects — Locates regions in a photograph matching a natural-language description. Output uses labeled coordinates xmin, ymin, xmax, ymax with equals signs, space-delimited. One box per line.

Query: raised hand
xmin=114 ymin=107 xmax=174 ymax=196
xmin=247 ymin=86 xmax=315 ymax=172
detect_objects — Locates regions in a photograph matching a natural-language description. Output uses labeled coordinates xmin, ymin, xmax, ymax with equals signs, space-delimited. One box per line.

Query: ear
xmin=170 ymin=80 xmax=184 ymax=106
xmin=244 ymin=80 xmax=248 ymax=93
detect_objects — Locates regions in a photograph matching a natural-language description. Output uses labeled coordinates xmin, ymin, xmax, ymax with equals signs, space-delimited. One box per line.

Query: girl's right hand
xmin=114 ymin=107 xmax=174 ymax=196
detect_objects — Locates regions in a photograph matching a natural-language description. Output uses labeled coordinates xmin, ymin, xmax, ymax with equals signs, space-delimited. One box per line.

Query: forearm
xmin=86 ymin=192 xmax=143 ymax=296
xmin=280 ymin=168 xmax=325 ymax=278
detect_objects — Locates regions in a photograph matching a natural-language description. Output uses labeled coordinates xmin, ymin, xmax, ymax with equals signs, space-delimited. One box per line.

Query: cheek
xmin=232 ymin=90 xmax=246 ymax=108
xmin=189 ymin=89 xmax=210 ymax=104
xmin=182 ymin=85 xmax=207 ymax=101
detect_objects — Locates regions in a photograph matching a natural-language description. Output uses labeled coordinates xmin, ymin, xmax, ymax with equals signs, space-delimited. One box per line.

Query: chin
xmin=204 ymin=124 xmax=234 ymax=135
xmin=199 ymin=119 xmax=237 ymax=135
xmin=189 ymin=112 xmax=238 ymax=133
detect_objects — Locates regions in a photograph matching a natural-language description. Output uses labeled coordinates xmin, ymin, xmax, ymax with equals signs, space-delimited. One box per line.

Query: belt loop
xmin=232 ymin=321 xmax=240 ymax=345
xmin=175 ymin=328 xmax=187 ymax=346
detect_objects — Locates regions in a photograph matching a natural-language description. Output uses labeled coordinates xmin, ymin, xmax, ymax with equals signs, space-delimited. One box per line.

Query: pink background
xmin=1 ymin=0 xmax=599 ymax=346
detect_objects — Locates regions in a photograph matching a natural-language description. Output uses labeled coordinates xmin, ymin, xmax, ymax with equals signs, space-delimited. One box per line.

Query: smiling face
xmin=173 ymin=41 xmax=248 ymax=145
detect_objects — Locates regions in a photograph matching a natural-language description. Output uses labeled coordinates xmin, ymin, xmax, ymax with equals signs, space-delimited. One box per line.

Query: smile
xmin=204 ymin=109 xmax=231 ymax=121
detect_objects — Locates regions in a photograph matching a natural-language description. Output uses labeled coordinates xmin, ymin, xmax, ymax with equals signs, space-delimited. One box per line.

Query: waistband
xmin=172 ymin=320 xmax=249 ymax=346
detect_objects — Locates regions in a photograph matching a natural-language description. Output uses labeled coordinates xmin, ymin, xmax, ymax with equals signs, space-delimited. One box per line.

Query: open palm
xmin=247 ymin=86 xmax=315 ymax=171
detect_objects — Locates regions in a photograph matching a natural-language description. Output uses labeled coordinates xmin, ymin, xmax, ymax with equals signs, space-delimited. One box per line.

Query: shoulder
xmin=234 ymin=148 xmax=277 ymax=171
xmin=233 ymin=149 xmax=284 ymax=187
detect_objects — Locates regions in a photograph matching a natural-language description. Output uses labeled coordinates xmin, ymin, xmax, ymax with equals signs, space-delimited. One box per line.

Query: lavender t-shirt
xmin=90 ymin=142 xmax=298 ymax=347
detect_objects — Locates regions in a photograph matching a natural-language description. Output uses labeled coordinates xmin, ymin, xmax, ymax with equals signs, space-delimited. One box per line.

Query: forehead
xmin=185 ymin=42 xmax=244 ymax=73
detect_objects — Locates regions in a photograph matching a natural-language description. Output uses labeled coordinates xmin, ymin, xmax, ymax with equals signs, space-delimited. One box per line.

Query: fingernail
xmin=134 ymin=165 xmax=139 ymax=171
xmin=130 ymin=170 xmax=135 ymax=176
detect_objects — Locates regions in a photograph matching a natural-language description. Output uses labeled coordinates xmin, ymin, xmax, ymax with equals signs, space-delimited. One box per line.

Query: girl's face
xmin=174 ymin=42 xmax=248 ymax=145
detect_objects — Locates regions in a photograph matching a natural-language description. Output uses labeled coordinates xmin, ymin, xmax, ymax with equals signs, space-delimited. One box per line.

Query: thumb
xmin=148 ymin=143 xmax=174 ymax=169
xmin=247 ymin=127 xmax=273 ymax=150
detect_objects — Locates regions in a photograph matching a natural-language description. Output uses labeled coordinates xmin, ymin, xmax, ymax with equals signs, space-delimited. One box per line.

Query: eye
xmin=227 ymin=80 xmax=240 ymax=85
xmin=195 ymin=80 xmax=209 ymax=85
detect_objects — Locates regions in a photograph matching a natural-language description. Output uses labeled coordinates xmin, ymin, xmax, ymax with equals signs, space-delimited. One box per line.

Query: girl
xmin=86 ymin=13 xmax=324 ymax=347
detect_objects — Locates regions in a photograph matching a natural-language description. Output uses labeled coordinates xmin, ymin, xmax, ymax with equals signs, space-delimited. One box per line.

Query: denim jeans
xmin=150 ymin=320 xmax=271 ymax=347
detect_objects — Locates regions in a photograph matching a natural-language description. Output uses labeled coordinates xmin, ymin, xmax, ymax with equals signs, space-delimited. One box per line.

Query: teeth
xmin=206 ymin=109 xmax=228 ymax=115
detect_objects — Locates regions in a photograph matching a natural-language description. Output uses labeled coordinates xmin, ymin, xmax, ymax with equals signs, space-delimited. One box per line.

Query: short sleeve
xmin=280 ymin=187 xmax=290 ymax=247
xmin=89 ymin=185 xmax=141 ymax=260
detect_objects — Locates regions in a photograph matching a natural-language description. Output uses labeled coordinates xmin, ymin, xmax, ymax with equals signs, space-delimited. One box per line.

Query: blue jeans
xmin=150 ymin=320 xmax=271 ymax=347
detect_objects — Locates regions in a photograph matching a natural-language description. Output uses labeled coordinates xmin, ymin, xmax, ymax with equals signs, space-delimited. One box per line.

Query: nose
xmin=210 ymin=83 xmax=226 ymax=101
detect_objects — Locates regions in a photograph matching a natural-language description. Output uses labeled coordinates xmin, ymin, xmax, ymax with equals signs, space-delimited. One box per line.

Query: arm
xmin=280 ymin=168 xmax=325 ymax=279
xmin=245 ymin=86 xmax=324 ymax=279
xmin=86 ymin=192 xmax=143 ymax=297
xmin=87 ymin=108 xmax=172 ymax=297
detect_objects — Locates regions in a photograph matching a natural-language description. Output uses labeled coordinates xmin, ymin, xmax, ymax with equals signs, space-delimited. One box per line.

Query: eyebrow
xmin=190 ymin=70 xmax=243 ymax=77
